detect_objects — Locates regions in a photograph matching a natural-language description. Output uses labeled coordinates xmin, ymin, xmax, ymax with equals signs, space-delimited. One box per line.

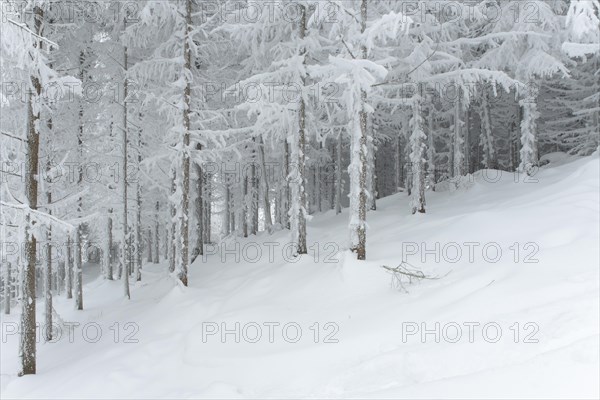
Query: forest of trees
xmin=0 ymin=0 xmax=598 ymax=376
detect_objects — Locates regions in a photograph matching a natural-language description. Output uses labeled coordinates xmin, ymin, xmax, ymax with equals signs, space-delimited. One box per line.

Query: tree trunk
xmin=106 ymin=209 xmax=113 ymax=279
xmin=169 ymin=169 xmax=176 ymax=272
xmin=453 ymin=90 xmax=464 ymax=177
xmin=257 ymin=136 xmax=272 ymax=231
xmin=400 ymin=114 xmax=409 ymax=194
xmin=3 ymin=262 xmax=10 ymax=315
xmin=410 ymin=94 xmax=426 ymax=214
xmin=44 ymin=165 xmax=52 ymax=340
xmin=74 ymin=226 xmax=83 ymax=310
xmin=75 ymin=44 xmax=86 ymax=311
xmin=335 ymin=132 xmax=342 ymax=214
xmin=20 ymin=5 xmax=43 ymax=376
xmin=273 ymin=156 xmax=281 ymax=225
xmin=329 ymin=140 xmax=335 ymax=210
xmin=317 ymin=141 xmax=323 ymax=213
xmin=44 ymin=89 xmax=54 ymax=338
xmin=191 ymin=143 xmax=203 ymax=263
xmin=295 ymin=5 xmax=308 ymax=254
xmin=229 ymin=187 xmax=236 ymax=234
xmin=56 ymin=260 xmax=63 ymax=295
xmin=283 ymin=140 xmax=291 ymax=228
xmin=519 ymin=86 xmax=539 ymax=175
xmin=204 ymin=174 xmax=212 ymax=244
xmin=396 ymin=132 xmax=402 ymax=192
xmin=242 ymin=169 xmax=248 ymax=237
xmin=354 ymin=0 xmax=368 ymax=261
xmin=464 ymin=106 xmax=471 ymax=173
xmin=154 ymin=202 xmax=160 ymax=263
xmin=312 ymin=149 xmax=318 ymax=214
xmin=66 ymin=235 xmax=73 ymax=298
xmin=250 ymin=144 xmax=258 ymax=235
xmin=224 ymin=183 xmax=231 ymax=236
xmin=593 ymin=109 xmax=599 ymax=148
xmin=135 ymin=113 xmax=142 ymax=282
xmin=427 ymin=107 xmax=436 ymax=191
xmin=370 ymin=142 xmax=378 ymax=211
xmin=164 ymin=227 xmax=169 ymax=262
xmin=178 ymin=0 xmax=192 ymax=287
xmin=147 ymin=228 xmax=153 ymax=262
xmin=122 ymin=21 xmax=131 ymax=299
xmin=481 ymin=90 xmax=496 ymax=169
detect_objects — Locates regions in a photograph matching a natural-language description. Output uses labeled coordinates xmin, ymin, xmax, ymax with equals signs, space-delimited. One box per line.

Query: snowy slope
xmin=1 ymin=154 xmax=599 ymax=399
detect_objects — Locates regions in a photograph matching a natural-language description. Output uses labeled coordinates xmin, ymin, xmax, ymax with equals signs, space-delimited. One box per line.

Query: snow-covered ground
xmin=1 ymin=154 xmax=599 ymax=399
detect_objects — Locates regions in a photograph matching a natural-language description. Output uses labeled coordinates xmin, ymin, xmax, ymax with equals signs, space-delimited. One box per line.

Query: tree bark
xmin=370 ymin=141 xmax=378 ymax=211
xmin=75 ymin=226 xmax=83 ymax=310
xmin=122 ymin=18 xmax=131 ymax=299
xmin=56 ymin=260 xmax=63 ymax=295
xmin=154 ymin=202 xmax=160 ymax=263
xmin=229 ymin=187 xmax=236 ymax=234
xmin=3 ymin=262 xmax=10 ymax=315
xmin=224 ymin=183 xmax=231 ymax=236
xmin=250 ymin=142 xmax=258 ymax=235
xmin=257 ymin=136 xmax=272 ymax=231
xmin=519 ymin=86 xmax=539 ymax=175
xmin=20 ymin=5 xmax=43 ymax=376
xmin=453 ymin=90 xmax=464 ymax=177
xmin=329 ymin=140 xmax=335 ymax=210
xmin=410 ymin=94 xmax=426 ymax=214
xmin=317 ymin=141 xmax=323 ymax=213
xmin=242 ymin=168 xmax=248 ymax=237
xmin=66 ymin=235 xmax=73 ymax=298
xmin=354 ymin=0 xmax=368 ymax=260
xmin=335 ymin=132 xmax=342 ymax=214
xmin=135 ymin=113 xmax=142 ymax=282
xmin=295 ymin=4 xmax=308 ymax=254
xmin=283 ymin=140 xmax=291 ymax=228
xmin=464 ymin=106 xmax=471 ymax=173
xmin=169 ymin=169 xmax=176 ymax=273
xmin=44 ymin=81 xmax=54 ymax=336
xmin=147 ymin=228 xmax=153 ymax=263
xmin=191 ymin=143 xmax=203 ymax=263
xmin=204 ymin=173 xmax=212 ymax=244
xmin=106 ymin=209 xmax=113 ymax=279
xmin=75 ymin=43 xmax=86 ymax=310
xmin=427 ymin=107 xmax=436 ymax=191
xmin=164 ymin=227 xmax=169 ymax=262
xmin=178 ymin=0 xmax=193 ymax=287
xmin=44 ymin=162 xmax=52 ymax=340
xmin=481 ymin=91 xmax=496 ymax=169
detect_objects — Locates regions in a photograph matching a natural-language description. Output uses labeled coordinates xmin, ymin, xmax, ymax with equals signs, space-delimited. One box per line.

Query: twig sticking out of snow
xmin=381 ymin=262 xmax=447 ymax=292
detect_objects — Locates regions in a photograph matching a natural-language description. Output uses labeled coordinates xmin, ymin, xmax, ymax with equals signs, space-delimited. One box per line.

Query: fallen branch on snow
xmin=381 ymin=262 xmax=449 ymax=292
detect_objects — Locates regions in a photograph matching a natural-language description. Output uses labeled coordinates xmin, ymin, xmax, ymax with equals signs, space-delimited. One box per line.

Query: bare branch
xmin=1 ymin=130 xmax=28 ymax=143
xmin=381 ymin=262 xmax=449 ymax=292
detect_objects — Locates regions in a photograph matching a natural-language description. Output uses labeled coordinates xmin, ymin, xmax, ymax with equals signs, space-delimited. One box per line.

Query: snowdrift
xmin=1 ymin=154 xmax=598 ymax=399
